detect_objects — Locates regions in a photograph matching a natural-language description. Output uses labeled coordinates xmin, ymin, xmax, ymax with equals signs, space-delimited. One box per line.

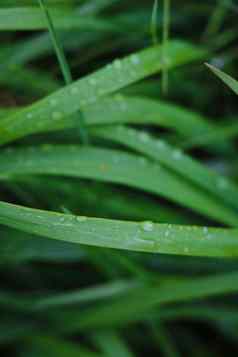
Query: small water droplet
xmin=27 ymin=113 xmax=33 ymax=119
xmin=114 ymin=59 xmax=122 ymax=69
xmin=50 ymin=98 xmax=57 ymax=106
xmin=173 ymin=149 xmax=182 ymax=160
xmin=217 ymin=177 xmax=228 ymax=190
xmin=210 ymin=57 xmax=225 ymax=69
xmin=76 ymin=216 xmax=87 ymax=222
xmin=89 ymin=78 xmax=97 ymax=85
xmin=165 ymin=230 xmax=170 ymax=237
xmin=142 ymin=221 xmax=154 ymax=232
xmin=130 ymin=54 xmax=140 ymax=65
xmin=203 ymin=227 xmax=208 ymax=234
xmin=156 ymin=140 xmax=165 ymax=149
xmin=184 ymin=247 xmax=189 ymax=254
xmin=140 ymin=132 xmax=150 ymax=143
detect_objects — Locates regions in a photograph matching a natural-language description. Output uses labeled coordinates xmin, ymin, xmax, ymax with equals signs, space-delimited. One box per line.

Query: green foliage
xmin=1 ymin=0 xmax=238 ymax=355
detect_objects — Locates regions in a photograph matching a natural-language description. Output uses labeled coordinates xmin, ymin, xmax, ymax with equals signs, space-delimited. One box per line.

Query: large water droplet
xmin=142 ymin=221 xmax=154 ymax=232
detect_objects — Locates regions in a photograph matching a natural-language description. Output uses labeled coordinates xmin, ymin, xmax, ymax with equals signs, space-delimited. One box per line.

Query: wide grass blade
xmin=0 ymin=200 xmax=237 ymax=257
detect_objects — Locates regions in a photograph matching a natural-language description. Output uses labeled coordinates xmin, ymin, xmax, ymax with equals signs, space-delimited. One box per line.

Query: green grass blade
xmin=0 ymin=145 xmax=237 ymax=224
xmin=0 ymin=200 xmax=237 ymax=257
xmin=93 ymin=125 xmax=238 ymax=212
xmin=38 ymin=0 xmax=72 ymax=85
xmin=48 ymin=271 xmax=238 ymax=330
xmin=0 ymin=41 xmax=206 ymax=145
xmin=206 ymin=63 xmax=238 ymax=95
xmin=38 ymin=0 xmax=89 ymax=144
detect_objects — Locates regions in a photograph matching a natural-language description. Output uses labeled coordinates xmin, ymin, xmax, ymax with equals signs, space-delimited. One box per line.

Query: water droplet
xmin=52 ymin=111 xmax=63 ymax=120
xmin=142 ymin=221 xmax=154 ymax=232
xmin=173 ymin=149 xmax=182 ymax=160
xmin=139 ymin=157 xmax=147 ymax=165
xmin=114 ymin=59 xmax=122 ymax=69
xmin=76 ymin=216 xmax=87 ymax=222
xmin=50 ymin=98 xmax=57 ymax=106
xmin=119 ymin=100 xmax=127 ymax=112
xmin=27 ymin=113 xmax=33 ymax=119
xmin=184 ymin=247 xmax=189 ymax=254
xmin=140 ymin=132 xmax=150 ymax=142
xmin=130 ymin=54 xmax=140 ymax=65
xmin=156 ymin=140 xmax=165 ymax=149
xmin=217 ymin=177 xmax=228 ymax=190
xmin=89 ymin=78 xmax=97 ymax=85
xmin=203 ymin=227 xmax=208 ymax=234
xmin=165 ymin=230 xmax=170 ymax=237
xmin=210 ymin=57 xmax=225 ymax=69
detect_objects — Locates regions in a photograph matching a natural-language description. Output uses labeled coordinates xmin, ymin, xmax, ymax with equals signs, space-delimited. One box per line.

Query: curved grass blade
xmin=206 ymin=63 xmax=238 ymax=95
xmin=0 ymin=40 xmax=206 ymax=145
xmin=93 ymin=125 xmax=238 ymax=212
xmin=0 ymin=145 xmax=237 ymax=225
xmin=0 ymin=94 xmax=219 ymax=139
xmin=0 ymin=200 xmax=238 ymax=257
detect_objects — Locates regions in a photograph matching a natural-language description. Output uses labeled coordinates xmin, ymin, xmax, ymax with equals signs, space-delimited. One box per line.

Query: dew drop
xmin=89 ymin=78 xmax=97 ymax=85
xmin=156 ymin=140 xmax=165 ymax=149
xmin=50 ymin=98 xmax=57 ymax=106
xmin=165 ymin=230 xmax=170 ymax=237
xmin=76 ymin=216 xmax=87 ymax=222
xmin=27 ymin=113 xmax=33 ymax=119
xmin=142 ymin=221 xmax=154 ymax=232
xmin=217 ymin=177 xmax=228 ymax=190
xmin=140 ymin=132 xmax=150 ymax=143
xmin=203 ymin=227 xmax=208 ymax=234
xmin=114 ymin=59 xmax=122 ymax=69
xmin=130 ymin=54 xmax=140 ymax=65
xmin=173 ymin=149 xmax=182 ymax=160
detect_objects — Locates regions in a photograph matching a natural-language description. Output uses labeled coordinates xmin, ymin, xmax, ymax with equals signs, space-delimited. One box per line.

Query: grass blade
xmin=0 ymin=41 xmax=206 ymax=145
xmin=0 ymin=145 xmax=237 ymax=224
xmin=0 ymin=200 xmax=237 ymax=257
